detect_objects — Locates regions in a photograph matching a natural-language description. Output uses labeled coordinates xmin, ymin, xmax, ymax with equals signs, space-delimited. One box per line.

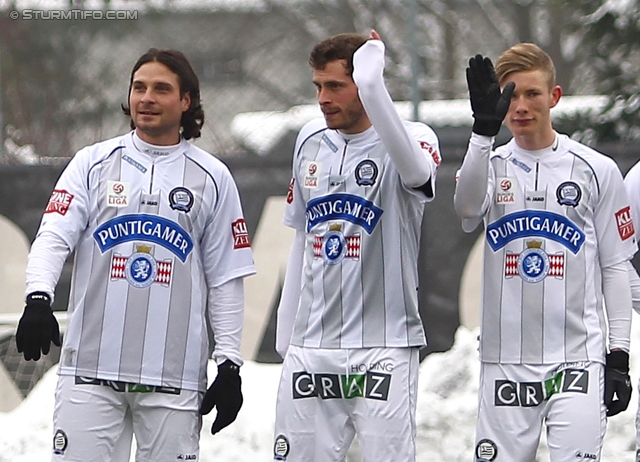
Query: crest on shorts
xmin=475 ymin=438 xmax=498 ymax=461
xmin=274 ymin=434 xmax=290 ymax=461
xmin=53 ymin=429 xmax=68 ymax=455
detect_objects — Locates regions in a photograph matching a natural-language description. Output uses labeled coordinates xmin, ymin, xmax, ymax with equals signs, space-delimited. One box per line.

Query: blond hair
xmin=495 ymin=43 xmax=556 ymax=89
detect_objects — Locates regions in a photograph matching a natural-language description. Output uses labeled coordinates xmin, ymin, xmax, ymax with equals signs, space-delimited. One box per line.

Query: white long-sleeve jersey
xmin=26 ymin=132 xmax=256 ymax=392
xmin=279 ymin=39 xmax=441 ymax=351
xmin=283 ymin=120 xmax=439 ymax=349
xmin=455 ymin=133 xmax=636 ymax=364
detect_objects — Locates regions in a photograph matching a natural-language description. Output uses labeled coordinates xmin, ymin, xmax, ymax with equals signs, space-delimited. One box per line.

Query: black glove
xmin=604 ymin=350 xmax=632 ymax=417
xmin=15 ymin=292 xmax=61 ymax=361
xmin=200 ymin=359 xmax=243 ymax=434
xmin=466 ymin=54 xmax=515 ymax=136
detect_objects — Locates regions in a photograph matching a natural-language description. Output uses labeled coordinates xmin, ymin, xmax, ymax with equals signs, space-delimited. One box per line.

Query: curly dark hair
xmin=309 ymin=33 xmax=368 ymax=76
xmin=121 ymin=48 xmax=204 ymax=140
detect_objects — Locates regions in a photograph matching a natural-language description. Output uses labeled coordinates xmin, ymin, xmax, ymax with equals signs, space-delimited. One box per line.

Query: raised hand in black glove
xmin=200 ymin=359 xmax=243 ymax=434
xmin=15 ymin=292 xmax=61 ymax=361
xmin=466 ymin=54 xmax=515 ymax=136
xmin=604 ymin=350 xmax=632 ymax=417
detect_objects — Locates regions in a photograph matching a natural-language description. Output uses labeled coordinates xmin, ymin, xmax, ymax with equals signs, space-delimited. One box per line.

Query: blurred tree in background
xmin=0 ymin=0 xmax=638 ymax=158
xmin=563 ymin=0 xmax=640 ymax=144
xmin=0 ymin=10 xmax=134 ymax=159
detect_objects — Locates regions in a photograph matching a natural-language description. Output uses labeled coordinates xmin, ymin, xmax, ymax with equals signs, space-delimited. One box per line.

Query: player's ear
xmin=549 ymin=85 xmax=562 ymax=109
xmin=181 ymin=92 xmax=191 ymax=112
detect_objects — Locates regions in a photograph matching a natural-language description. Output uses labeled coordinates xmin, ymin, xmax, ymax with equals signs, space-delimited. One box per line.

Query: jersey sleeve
xmin=402 ymin=121 xmax=441 ymax=201
xmin=454 ymin=133 xmax=496 ymax=232
xmin=36 ymin=147 xmax=94 ymax=250
xmin=353 ymin=40 xmax=439 ymax=192
xmin=283 ymin=125 xmax=316 ymax=232
xmin=25 ymin=147 xmax=96 ymax=298
xmin=594 ymin=159 xmax=637 ymax=267
xmin=200 ymin=165 xmax=256 ymax=288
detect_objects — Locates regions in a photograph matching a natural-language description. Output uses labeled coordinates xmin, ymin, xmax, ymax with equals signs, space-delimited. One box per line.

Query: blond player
xmin=454 ymin=43 xmax=636 ymax=461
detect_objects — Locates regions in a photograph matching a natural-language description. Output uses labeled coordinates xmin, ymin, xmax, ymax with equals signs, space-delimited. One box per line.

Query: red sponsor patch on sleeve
xmin=286 ymin=178 xmax=295 ymax=204
xmin=615 ymin=206 xmax=635 ymax=240
xmin=419 ymin=141 xmax=441 ymax=166
xmin=45 ymin=189 xmax=74 ymax=215
xmin=231 ymin=218 xmax=251 ymax=249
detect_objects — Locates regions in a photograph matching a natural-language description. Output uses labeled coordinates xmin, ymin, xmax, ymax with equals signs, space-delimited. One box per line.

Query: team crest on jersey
xmin=355 ymin=159 xmax=378 ymax=186
xmin=45 ymin=189 xmax=74 ymax=215
xmin=314 ymin=225 xmax=360 ymax=265
xmin=169 ymin=187 xmax=194 ymax=212
xmin=556 ymin=181 xmax=581 ymax=207
xmin=495 ymin=177 xmax=516 ymax=204
xmin=110 ymin=244 xmax=173 ymax=288
xmin=107 ymin=181 xmax=129 ymax=208
xmin=504 ymin=241 xmax=564 ymax=283
xmin=304 ymin=161 xmax=321 ymax=188
xmin=475 ymin=439 xmax=498 ymax=461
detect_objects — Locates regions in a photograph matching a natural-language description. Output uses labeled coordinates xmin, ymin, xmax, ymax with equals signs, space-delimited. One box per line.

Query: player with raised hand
xmin=272 ymin=30 xmax=441 ymax=462
xmin=455 ymin=43 xmax=635 ymax=461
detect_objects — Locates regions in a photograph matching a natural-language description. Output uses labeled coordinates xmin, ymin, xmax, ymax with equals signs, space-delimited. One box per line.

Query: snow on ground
xmin=1 ymin=322 xmax=639 ymax=461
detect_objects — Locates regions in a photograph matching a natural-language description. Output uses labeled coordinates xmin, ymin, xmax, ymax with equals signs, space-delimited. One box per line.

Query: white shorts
xmin=475 ymin=362 xmax=606 ymax=462
xmin=51 ymin=374 xmax=202 ymax=462
xmin=273 ymin=345 xmax=419 ymax=462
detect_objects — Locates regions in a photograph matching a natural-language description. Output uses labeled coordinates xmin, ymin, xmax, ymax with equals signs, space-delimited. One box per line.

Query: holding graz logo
xmin=495 ymin=368 xmax=588 ymax=407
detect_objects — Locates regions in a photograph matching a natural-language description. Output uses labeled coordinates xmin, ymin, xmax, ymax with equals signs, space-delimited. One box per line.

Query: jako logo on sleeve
xmin=45 ymin=190 xmax=74 ymax=215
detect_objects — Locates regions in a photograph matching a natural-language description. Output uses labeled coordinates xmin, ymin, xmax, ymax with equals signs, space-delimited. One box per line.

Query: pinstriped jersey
xmin=479 ymin=134 xmax=636 ymax=364
xmin=35 ymin=132 xmax=255 ymax=391
xmin=284 ymin=118 xmax=441 ymax=349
